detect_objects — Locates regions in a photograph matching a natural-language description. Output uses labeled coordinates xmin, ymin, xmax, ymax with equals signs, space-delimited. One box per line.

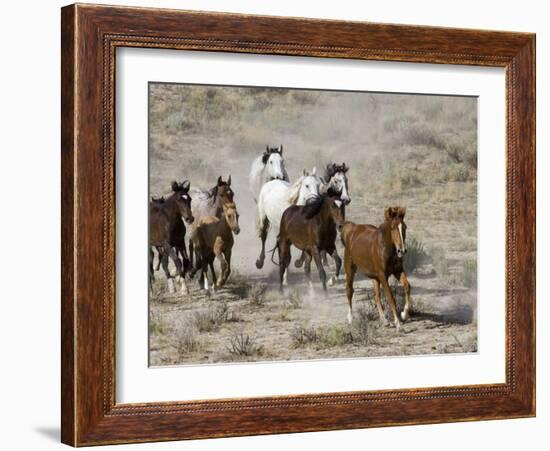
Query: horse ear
xmin=280 ymin=144 xmax=283 ymax=155
xmin=171 ymin=181 xmax=179 ymax=192
xmin=398 ymin=207 xmax=407 ymax=218
xmin=311 ymin=167 xmax=317 ymax=176
xmin=384 ymin=207 xmax=396 ymax=222
xmin=266 ymin=145 xmax=269 ymax=151
xmin=342 ymin=162 xmax=348 ymax=173
xmin=303 ymin=169 xmax=307 ymax=176
xmin=182 ymin=180 xmax=190 ymax=192
xmin=217 ymin=176 xmax=222 ymax=186
xmin=227 ymin=175 xmax=231 ymax=186
xmin=262 ymin=151 xmax=269 ymax=165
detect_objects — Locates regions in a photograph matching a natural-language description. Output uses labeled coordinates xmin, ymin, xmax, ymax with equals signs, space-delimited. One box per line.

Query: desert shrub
xmin=320 ymin=325 xmax=354 ymax=347
xmin=149 ymin=311 xmax=168 ymax=336
xmin=175 ymin=321 xmax=201 ymax=355
xmin=461 ymin=259 xmax=478 ymax=288
xmin=431 ymin=246 xmax=449 ymax=278
xmin=444 ymin=137 xmax=477 ymax=170
xmin=352 ymin=304 xmax=374 ymax=345
xmin=446 ymin=163 xmax=470 ymax=182
xmin=249 ymin=283 xmax=268 ymax=307
xmin=192 ymin=302 xmax=231 ymax=332
xmin=286 ymin=290 xmax=303 ymax=309
xmin=290 ymin=324 xmax=319 ymax=348
xmin=404 ymin=237 xmax=431 ymax=273
xmin=227 ymin=333 xmax=263 ymax=357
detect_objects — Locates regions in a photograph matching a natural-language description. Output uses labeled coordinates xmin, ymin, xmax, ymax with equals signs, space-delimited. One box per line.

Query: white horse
xmin=249 ymin=145 xmax=289 ymax=203
xmin=255 ymin=168 xmax=321 ymax=284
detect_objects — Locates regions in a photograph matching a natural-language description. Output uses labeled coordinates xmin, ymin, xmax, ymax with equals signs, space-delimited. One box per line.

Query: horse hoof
xmin=255 ymin=259 xmax=264 ymax=269
xmin=294 ymin=259 xmax=304 ymax=268
xmin=400 ymin=310 xmax=410 ymax=322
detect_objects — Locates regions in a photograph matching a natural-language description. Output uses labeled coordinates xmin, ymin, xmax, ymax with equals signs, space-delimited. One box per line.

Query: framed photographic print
xmin=61 ymin=3 xmax=536 ymax=446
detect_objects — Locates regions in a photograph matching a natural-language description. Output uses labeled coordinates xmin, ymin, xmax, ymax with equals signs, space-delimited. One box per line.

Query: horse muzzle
xmin=233 ymin=227 xmax=241 ymax=235
xmin=396 ymin=248 xmax=407 ymax=258
xmin=185 ymin=216 xmax=195 ymax=225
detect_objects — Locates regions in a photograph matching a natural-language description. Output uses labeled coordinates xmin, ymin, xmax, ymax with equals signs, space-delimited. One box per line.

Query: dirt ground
xmin=148 ymin=84 xmax=478 ymax=366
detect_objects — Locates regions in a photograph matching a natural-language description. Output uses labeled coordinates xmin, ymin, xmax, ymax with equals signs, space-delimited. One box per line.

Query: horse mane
xmin=301 ymin=194 xmax=324 ymax=219
xmin=287 ymin=176 xmax=304 ymax=205
xmin=323 ymin=162 xmax=348 ymax=181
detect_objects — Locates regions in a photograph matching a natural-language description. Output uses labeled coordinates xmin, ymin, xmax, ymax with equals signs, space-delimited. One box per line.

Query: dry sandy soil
xmin=148 ymin=84 xmax=478 ymax=366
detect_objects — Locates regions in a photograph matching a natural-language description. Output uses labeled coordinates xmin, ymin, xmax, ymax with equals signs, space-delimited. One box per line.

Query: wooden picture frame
xmin=61 ymin=3 xmax=535 ymax=446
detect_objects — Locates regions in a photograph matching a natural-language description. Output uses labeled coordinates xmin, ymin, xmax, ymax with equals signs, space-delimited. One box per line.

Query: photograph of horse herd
xmin=149 ymin=82 xmax=478 ymax=366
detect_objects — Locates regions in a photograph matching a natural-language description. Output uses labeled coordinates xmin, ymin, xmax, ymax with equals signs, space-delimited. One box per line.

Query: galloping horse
xmin=255 ymin=168 xmax=321 ymax=282
xmin=276 ymin=193 xmax=345 ymax=292
xmin=192 ymin=202 xmax=240 ymax=290
xmin=149 ymin=181 xmax=194 ymax=294
xmin=295 ymin=162 xmax=351 ymax=284
xmin=341 ymin=207 xmax=412 ymax=330
xmin=249 ymin=145 xmax=289 ymax=203
xmin=188 ymin=176 xmax=235 ymax=280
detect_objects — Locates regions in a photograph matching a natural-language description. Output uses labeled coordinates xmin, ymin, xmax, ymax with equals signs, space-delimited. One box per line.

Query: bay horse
xmin=295 ymin=162 xmax=351 ymax=284
xmin=249 ymin=145 xmax=289 ymax=203
xmin=149 ymin=181 xmax=194 ymax=294
xmin=341 ymin=207 xmax=412 ymax=330
xmin=255 ymin=168 xmax=321 ymax=284
xmin=188 ymin=175 xmax=235 ymax=282
xmin=192 ymin=202 xmax=240 ymax=290
xmin=276 ymin=192 xmax=345 ymax=292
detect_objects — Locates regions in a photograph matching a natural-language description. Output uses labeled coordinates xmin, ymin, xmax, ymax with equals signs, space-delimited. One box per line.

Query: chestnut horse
xmin=192 ymin=202 xmax=240 ymax=290
xmin=149 ymin=181 xmax=194 ymax=294
xmin=276 ymin=193 xmax=345 ymax=292
xmin=341 ymin=207 xmax=412 ymax=330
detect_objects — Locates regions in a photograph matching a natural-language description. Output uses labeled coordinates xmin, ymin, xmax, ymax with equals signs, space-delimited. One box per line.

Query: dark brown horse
xmin=149 ymin=181 xmax=194 ymax=294
xmin=192 ymin=202 xmax=240 ymax=290
xmin=341 ymin=207 xmax=412 ymax=330
xmin=276 ymin=193 xmax=345 ymax=292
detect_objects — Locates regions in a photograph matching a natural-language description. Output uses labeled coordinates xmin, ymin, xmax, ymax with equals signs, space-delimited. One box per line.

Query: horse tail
xmin=269 ymin=241 xmax=280 ymax=266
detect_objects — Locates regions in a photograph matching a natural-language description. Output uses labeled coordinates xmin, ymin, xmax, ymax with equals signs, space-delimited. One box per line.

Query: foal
xmin=276 ymin=193 xmax=345 ymax=292
xmin=341 ymin=207 xmax=412 ymax=330
xmin=149 ymin=181 xmax=194 ymax=294
xmin=193 ymin=202 xmax=240 ymax=290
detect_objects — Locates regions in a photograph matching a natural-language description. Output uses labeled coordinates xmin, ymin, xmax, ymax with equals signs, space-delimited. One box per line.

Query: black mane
xmin=323 ymin=162 xmax=348 ymax=181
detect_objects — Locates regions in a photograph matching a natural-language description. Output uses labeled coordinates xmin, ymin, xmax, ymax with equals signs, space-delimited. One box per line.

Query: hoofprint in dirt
xmin=149 ymin=263 xmax=477 ymax=366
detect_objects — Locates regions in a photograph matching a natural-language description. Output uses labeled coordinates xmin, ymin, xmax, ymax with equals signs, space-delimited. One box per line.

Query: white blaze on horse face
xmin=267 ymin=153 xmax=285 ymax=180
xmin=398 ymin=223 xmax=406 ymax=256
xmin=335 ymin=172 xmax=350 ymax=203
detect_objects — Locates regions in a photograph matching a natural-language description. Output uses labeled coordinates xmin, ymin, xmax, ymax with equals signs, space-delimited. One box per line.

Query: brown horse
xmin=149 ymin=181 xmax=194 ymax=294
xmin=188 ymin=176 xmax=235 ymax=283
xmin=192 ymin=202 xmax=240 ymax=290
xmin=341 ymin=207 xmax=412 ymax=330
xmin=276 ymin=193 xmax=345 ymax=292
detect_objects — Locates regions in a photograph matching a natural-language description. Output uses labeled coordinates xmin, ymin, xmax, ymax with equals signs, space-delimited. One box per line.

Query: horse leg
xmin=372 ymin=279 xmax=388 ymax=326
xmin=149 ymin=247 xmax=155 ymax=294
xmin=209 ymin=258 xmax=217 ymax=287
xmin=161 ymin=244 xmax=175 ymax=293
xmin=312 ymin=248 xmax=327 ymax=293
xmin=295 ymin=251 xmax=306 ymax=268
xmin=321 ymin=250 xmax=329 ymax=266
xmin=155 ymin=246 xmax=162 ymax=271
xmin=256 ymin=216 xmax=269 ymax=269
xmin=327 ymin=248 xmax=342 ymax=287
xmin=279 ymin=240 xmax=290 ymax=292
xmin=224 ymin=248 xmax=232 ymax=282
xmin=345 ymin=259 xmax=356 ymax=325
xmin=399 ymin=271 xmax=413 ymax=321
xmin=188 ymin=239 xmax=194 ymax=270
xmin=175 ymin=246 xmax=189 ymax=294
xmin=303 ymin=252 xmax=313 ymax=291
xmin=380 ymin=277 xmax=401 ymax=331
xmin=214 ymin=237 xmax=227 ymax=288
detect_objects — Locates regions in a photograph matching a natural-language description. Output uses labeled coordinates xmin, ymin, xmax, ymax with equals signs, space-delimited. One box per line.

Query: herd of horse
xmin=150 ymin=145 xmax=412 ymax=330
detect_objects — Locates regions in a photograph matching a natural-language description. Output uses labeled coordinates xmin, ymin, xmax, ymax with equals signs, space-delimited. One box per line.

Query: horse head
xmin=289 ymin=167 xmax=321 ymax=205
xmin=384 ymin=206 xmax=407 ymax=258
xmin=262 ymin=145 xmax=286 ymax=181
xmin=171 ymin=180 xmax=194 ymax=225
xmin=213 ymin=175 xmax=234 ymax=206
xmin=222 ymin=202 xmax=240 ymax=235
xmin=321 ymin=162 xmax=351 ymax=205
